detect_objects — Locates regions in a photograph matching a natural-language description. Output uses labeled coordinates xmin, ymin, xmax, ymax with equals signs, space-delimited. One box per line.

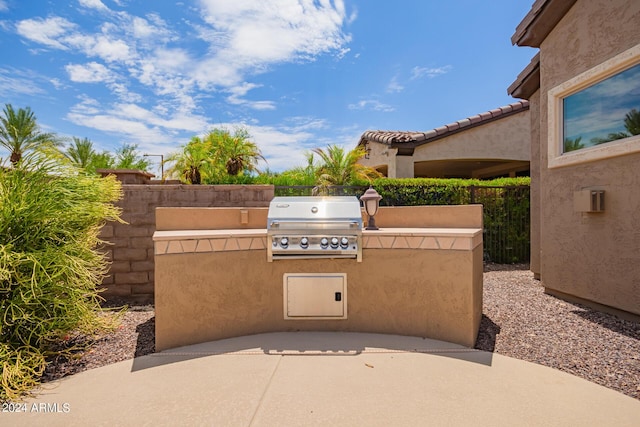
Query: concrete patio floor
xmin=6 ymin=332 xmax=640 ymax=426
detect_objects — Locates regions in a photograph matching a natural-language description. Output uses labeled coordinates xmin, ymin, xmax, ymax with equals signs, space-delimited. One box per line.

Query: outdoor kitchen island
xmin=153 ymin=203 xmax=483 ymax=351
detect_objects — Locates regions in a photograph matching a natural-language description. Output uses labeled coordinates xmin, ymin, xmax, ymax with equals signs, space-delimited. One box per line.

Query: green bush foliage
xmin=372 ymin=177 xmax=530 ymax=206
xmin=370 ymin=177 xmax=530 ymax=264
xmin=0 ymin=157 xmax=123 ymax=401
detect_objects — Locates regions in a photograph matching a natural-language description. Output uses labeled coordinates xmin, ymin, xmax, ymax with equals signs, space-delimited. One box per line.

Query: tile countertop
xmin=153 ymin=228 xmax=483 ymax=255
xmin=153 ymin=228 xmax=482 ymax=241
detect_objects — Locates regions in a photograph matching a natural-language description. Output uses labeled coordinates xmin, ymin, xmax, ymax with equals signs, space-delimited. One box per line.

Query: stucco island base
xmin=153 ymin=205 xmax=483 ymax=351
xmin=154 ymin=228 xmax=483 ymax=351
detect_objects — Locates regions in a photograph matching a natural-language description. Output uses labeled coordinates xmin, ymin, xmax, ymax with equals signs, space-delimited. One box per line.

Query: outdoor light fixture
xmin=360 ymin=186 xmax=382 ymax=230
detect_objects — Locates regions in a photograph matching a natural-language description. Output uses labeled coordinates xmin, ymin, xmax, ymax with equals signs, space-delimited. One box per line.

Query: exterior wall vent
xmin=574 ymin=189 xmax=605 ymax=213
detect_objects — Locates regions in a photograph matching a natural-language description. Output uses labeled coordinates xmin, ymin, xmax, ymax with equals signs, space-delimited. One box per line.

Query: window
xmin=548 ymin=44 xmax=640 ymax=168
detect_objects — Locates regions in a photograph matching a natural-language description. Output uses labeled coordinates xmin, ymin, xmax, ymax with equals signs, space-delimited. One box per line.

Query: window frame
xmin=547 ymin=43 xmax=640 ymax=169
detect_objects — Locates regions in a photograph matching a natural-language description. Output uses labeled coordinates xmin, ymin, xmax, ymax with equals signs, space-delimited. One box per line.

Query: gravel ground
xmin=476 ymin=264 xmax=640 ymax=401
xmin=42 ymin=265 xmax=640 ymax=400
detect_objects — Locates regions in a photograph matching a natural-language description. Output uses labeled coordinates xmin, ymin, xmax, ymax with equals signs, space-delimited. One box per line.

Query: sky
xmin=0 ymin=0 xmax=537 ymax=177
xmin=564 ymin=63 xmax=640 ymax=146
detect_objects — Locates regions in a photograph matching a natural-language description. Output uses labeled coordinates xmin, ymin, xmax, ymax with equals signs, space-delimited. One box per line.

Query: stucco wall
xmin=529 ymin=90 xmax=541 ymax=279
xmin=361 ymin=109 xmax=530 ymax=178
xmin=410 ymin=110 xmax=530 ymax=164
xmin=155 ymin=247 xmax=483 ymax=351
xmin=537 ymin=0 xmax=640 ymax=315
xmin=99 ymin=184 xmax=274 ymax=302
xmin=154 ymin=204 xmax=484 ymax=350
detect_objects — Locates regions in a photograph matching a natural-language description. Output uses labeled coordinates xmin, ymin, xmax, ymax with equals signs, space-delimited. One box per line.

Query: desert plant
xmin=312 ymin=145 xmax=381 ymax=194
xmin=0 ymin=155 xmax=122 ymax=401
xmin=165 ymin=137 xmax=211 ymax=184
xmin=205 ymin=127 xmax=265 ymax=178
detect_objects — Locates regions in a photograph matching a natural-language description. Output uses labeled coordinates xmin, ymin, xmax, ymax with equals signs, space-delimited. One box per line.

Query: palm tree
xmin=624 ymin=108 xmax=640 ymax=135
xmin=65 ymin=137 xmax=96 ymax=169
xmin=206 ymin=127 xmax=265 ymax=176
xmin=165 ymin=137 xmax=210 ymax=184
xmin=563 ymin=136 xmax=584 ymax=152
xmin=114 ymin=143 xmax=150 ymax=170
xmin=0 ymin=104 xmax=60 ymax=166
xmin=312 ymin=144 xmax=382 ymax=188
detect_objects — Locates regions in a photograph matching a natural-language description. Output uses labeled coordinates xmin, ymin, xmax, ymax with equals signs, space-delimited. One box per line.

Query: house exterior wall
xmin=529 ymin=90 xmax=541 ymax=279
xmin=360 ymin=108 xmax=530 ymax=179
xmin=410 ymin=111 xmax=530 ymax=164
xmin=365 ymin=144 xmax=397 ymax=177
xmin=537 ymin=0 xmax=640 ymax=315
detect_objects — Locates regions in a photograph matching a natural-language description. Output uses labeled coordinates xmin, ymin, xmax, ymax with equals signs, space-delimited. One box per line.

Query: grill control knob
xmin=280 ymin=237 xmax=289 ymax=248
xmin=320 ymin=237 xmax=329 ymax=248
xmin=300 ymin=237 xmax=309 ymax=248
xmin=340 ymin=237 xmax=349 ymax=248
xmin=330 ymin=237 xmax=339 ymax=248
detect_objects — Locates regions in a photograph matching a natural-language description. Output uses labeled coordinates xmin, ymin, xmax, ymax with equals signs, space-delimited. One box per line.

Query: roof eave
xmin=511 ymin=0 xmax=577 ymax=47
xmin=359 ymin=101 xmax=530 ymax=150
xmin=508 ymin=53 xmax=541 ymax=99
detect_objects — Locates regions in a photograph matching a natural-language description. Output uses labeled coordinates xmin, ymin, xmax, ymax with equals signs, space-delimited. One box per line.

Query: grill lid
xmin=267 ymin=196 xmax=363 ymax=229
xmin=267 ymin=196 xmax=364 ymax=262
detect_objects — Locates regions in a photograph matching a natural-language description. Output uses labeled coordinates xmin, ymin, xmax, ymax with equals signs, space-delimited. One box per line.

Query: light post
xmin=143 ymin=154 xmax=164 ymax=180
xmin=360 ymin=186 xmax=382 ymax=230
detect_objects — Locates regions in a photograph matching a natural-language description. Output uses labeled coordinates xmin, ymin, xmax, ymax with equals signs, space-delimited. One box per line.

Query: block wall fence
xmin=98 ymin=180 xmax=274 ymax=303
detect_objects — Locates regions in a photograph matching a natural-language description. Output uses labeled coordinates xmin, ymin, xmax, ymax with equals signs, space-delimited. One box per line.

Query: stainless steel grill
xmin=267 ymin=196 xmax=363 ymax=262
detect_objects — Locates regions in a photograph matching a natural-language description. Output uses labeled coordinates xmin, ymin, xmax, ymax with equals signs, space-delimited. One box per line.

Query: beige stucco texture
xmin=536 ymin=0 xmax=640 ymax=316
xmin=411 ymin=112 xmax=530 ymax=178
xmin=361 ymin=109 xmax=530 ymax=179
xmin=154 ymin=205 xmax=483 ymax=351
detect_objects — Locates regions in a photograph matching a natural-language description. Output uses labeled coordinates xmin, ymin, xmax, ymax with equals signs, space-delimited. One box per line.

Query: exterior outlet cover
xmin=284 ymin=273 xmax=347 ymax=319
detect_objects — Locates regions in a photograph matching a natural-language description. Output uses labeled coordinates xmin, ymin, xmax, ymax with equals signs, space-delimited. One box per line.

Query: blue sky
xmin=563 ymin=63 xmax=640 ymax=146
xmin=0 ymin=0 xmax=536 ymax=176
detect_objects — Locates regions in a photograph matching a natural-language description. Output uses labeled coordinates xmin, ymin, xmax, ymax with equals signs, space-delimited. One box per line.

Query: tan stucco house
xmin=509 ymin=0 xmax=640 ymax=318
xmin=357 ymin=100 xmax=530 ymax=179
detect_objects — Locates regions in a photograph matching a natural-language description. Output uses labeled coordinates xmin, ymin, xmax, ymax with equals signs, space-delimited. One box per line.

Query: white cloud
xmin=16 ymin=16 xmax=76 ymax=50
xmin=13 ymin=1 xmax=354 ymax=168
xmin=194 ymin=0 xmax=351 ymax=87
xmin=67 ymin=98 xmax=209 ymax=148
xmin=131 ymin=14 xmax=174 ymax=43
xmin=14 ymin=1 xmax=352 ymax=108
xmin=0 ymin=0 xmax=8 ymax=12
xmin=228 ymin=98 xmax=277 ymax=111
xmin=132 ymin=16 xmax=158 ymax=39
xmin=386 ymin=75 xmax=404 ymax=93
xmin=565 ymin=106 xmax=630 ymax=142
xmin=78 ymin=0 xmax=110 ymax=12
xmin=17 ymin=17 xmax=132 ymax=63
xmin=0 ymin=69 xmax=48 ymax=97
xmin=348 ymin=99 xmax=394 ymax=112
xmin=411 ymin=65 xmax=452 ymax=80
xmin=91 ymin=36 xmax=131 ymax=62
xmin=70 ymin=112 xmax=168 ymax=144
xmin=282 ymin=116 xmax=328 ymax=132
xmin=49 ymin=78 xmax=65 ymax=89
xmin=244 ymin=123 xmax=318 ymax=172
xmin=225 ymin=82 xmax=277 ymax=110
xmin=66 ymin=61 xmax=112 ymax=83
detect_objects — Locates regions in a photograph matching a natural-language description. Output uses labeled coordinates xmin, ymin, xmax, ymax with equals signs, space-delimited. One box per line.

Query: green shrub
xmin=0 ymin=157 xmax=123 ymax=401
xmin=372 ymin=177 xmax=529 ymax=206
xmin=371 ymin=177 xmax=530 ymax=263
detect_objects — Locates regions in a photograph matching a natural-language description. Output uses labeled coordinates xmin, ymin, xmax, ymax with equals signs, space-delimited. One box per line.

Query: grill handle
xmin=268 ymin=220 xmax=362 ymax=230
